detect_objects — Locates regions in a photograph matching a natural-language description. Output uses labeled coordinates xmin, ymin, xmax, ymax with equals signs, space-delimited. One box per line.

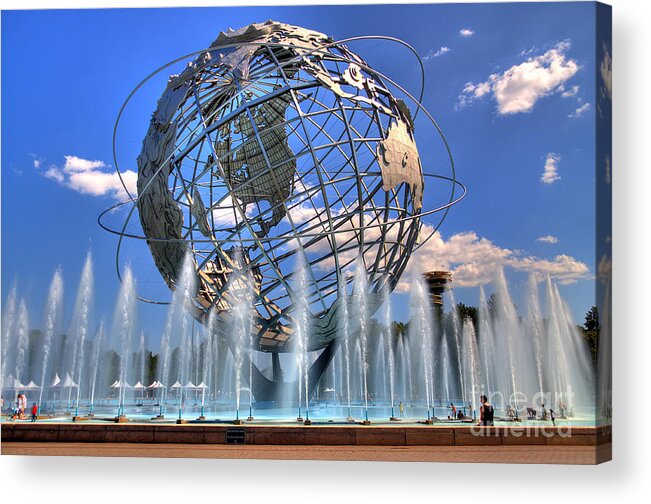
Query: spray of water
xmin=354 ymin=256 xmax=370 ymax=421
xmin=39 ymin=269 xmax=64 ymax=409
xmin=156 ymin=251 xmax=197 ymax=417
xmin=89 ymin=321 xmax=104 ymax=414
xmin=461 ymin=318 xmax=482 ymax=417
xmin=448 ymin=290 xmax=465 ymax=405
xmin=338 ymin=280 xmax=352 ymax=418
xmin=112 ymin=265 xmax=136 ymax=416
xmin=72 ymin=252 xmax=94 ymax=414
xmin=410 ymin=276 xmax=434 ymax=420
xmin=231 ymin=257 xmax=253 ymax=420
xmin=1 ymin=285 xmax=18 ymax=390
xmin=382 ymin=278 xmax=396 ymax=417
xmin=293 ymin=253 xmax=310 ymax=420
xmin=15 ymin=299 xmax=30 ymax=389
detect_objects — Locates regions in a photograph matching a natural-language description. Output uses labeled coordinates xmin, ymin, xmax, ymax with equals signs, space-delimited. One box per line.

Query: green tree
xmin=581 ymin=306 xmax=599 ymax=364
xmin=456 ymin=303 xmax=479 ymax=332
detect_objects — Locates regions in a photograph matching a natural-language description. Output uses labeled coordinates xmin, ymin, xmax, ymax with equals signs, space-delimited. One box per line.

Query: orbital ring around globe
xmin=99 ymin=21 xmax=465 ymax=352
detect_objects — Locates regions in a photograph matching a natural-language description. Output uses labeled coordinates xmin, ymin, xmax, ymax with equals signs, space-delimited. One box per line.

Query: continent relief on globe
xmin=136 ymin=21 xmax=424 ymax=349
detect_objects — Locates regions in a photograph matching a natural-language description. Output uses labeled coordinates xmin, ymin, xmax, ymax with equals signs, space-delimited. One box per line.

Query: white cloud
xmin=600 ymin=42 xmax=612 ymax=100
xmin=561 ymin=85 xmax=580 ymax=98
xmin=67 ymin=169 xmax=137 ymax=199
xmin=536 ymin=235 xmax=559 ymax=244
xmin=509 ymin=254 xmax=590 ymax=285
xmin=262 ymin=200 xmax=589 ymax=293
xmin=457 ymin=40 xmax=580 ymax=114
xmin=460 ymin=28 xmax=474 ymax=37
xmin=63 ymin=155 xmax=106 ymax=173
xmin=211 ymin=196 xmax=239 ymax=226
xmin=35 ymin=155 xmax=137 ymax=201
xmin=423 ymin=46 xmax=450 ymax=61
xmin=43 ymin=166 xmax=65 ymax=183
xmin=33 ymin=158 xmax=42 ymax=169
xmin=276 ymin=201 xmax=590 ymax=292
xmin=568 ymin=102 xmax=591 ymax=118
xmin=395 ymin=228 xmax=590 ymax=291
xmin=540 ymin=153 xmax=561 ymax=184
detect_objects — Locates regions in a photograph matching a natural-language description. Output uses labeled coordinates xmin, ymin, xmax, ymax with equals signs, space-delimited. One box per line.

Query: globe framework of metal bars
xmin=99 ymin=21 xmax=465 ymax=357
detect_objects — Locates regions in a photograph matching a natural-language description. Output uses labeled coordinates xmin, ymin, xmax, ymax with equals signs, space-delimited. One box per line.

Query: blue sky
xmin=2 ymin=2 xmax=602 ymax=340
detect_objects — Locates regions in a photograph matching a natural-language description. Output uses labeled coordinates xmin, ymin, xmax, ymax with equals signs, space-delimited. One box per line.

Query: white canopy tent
xmin=3 ymin=376 xmax=26 ymax=390
xmin=60 ymin=373 xmax=79 ymax=389
xmin=50 ymin=373 xmax=61 ymax=388
xmin=109 ymin=380 xmax=132 ymax=389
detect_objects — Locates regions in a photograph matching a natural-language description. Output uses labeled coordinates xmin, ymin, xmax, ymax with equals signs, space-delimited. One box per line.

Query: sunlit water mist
xmin=14 ymin=299 xmax=30 ymax=390
xmin=111 ymin=265 xmax=136 ymax=416
xmin=382 ymin=278 xmax=396 ymax=417
xmin=138 ymin=332 xmax=146 ymax=390
xmin=3 ymin=256 xmax=597 ymax=424
xmin=293 ymin=253 xmax=310 ymax=420
xmin=1 ymin=286 xmax=18 ymax=390
xmin=71 ymin=252 xmax=94 ymax=414
xmin=231 ymin=256 xmax=254 ymax=421
xmin=354 ymin=257 xmax=370 ymax=421
xmin=447 ymin=290 xmax=464 ymax=405
xmin=410 ymin=276 xmax=434 ymax=419
xmin=478 ymin=287 xmax=495 ymax=399
xmin=199 ymin=310 xmax=216 ymax=417
xmin=338 ymin=280 xmax=352 ymax=417
xmin=156 ymin=252 xmax=196 ymax=416
xmin=39 ymin=269 xmax=64 ymax=409
xmin=461 ymin=318 xmax=481 ymax=417
xmin=89 ymin=321 xmax=105 ymax=414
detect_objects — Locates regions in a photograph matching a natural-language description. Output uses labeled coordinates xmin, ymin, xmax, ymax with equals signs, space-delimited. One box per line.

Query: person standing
xmin=30 ymin=402 xmax=38 ymax=422
xmin=479 ymin=395 xmax=494 ymax=426
xmin=399 ymin=401 xmax=404 ymax=417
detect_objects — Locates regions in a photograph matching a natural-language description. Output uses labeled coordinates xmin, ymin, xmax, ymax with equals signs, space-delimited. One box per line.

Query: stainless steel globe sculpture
xmin=101 ymin=21 xmax=464 ymax=395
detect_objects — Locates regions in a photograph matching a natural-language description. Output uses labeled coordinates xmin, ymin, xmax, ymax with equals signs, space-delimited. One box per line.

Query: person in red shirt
xmin=30 ymin=402 xmax=38 ymax=422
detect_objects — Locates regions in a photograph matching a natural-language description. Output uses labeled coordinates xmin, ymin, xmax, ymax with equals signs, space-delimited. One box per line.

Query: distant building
xmin=422 ymin=271 xmax=452 ymax=309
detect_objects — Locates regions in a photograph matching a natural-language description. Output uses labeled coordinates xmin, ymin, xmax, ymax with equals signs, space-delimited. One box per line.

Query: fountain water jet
xmin=354 ymin=257 xmax=371 ymax=424
xmin=448 ymin=290 xmax=465 ymax=406
xmin=338 ymin=280 xmax=353 ymax=420
xmin=293 ymin=253 xmax=310 ymax=422
xmin=14 ymin=299 xmax=30 ymax=395
xmin=382 ymin=279 xmax=398 ymax=420
xmin=88 ymin=321 xmax=105 ymax=415
xmin=39 ymin=269 xmax=64 ymax=410
xmin=230 ymin=258 xmax=254 ymax=423
xmin=1 ymin=285 xmax=18 ymax=391
xmin=410 ymin=276 xmax=434 ymax=422
xmin=461 ymin=318 xmax=482 ymax=418
xmin=156 ymin=252 xmax=197 ymax=420
xmin=71 ymin=252 xmax=94 ymax=416
xmin=111 ymin=265 xmax=136 ymax=419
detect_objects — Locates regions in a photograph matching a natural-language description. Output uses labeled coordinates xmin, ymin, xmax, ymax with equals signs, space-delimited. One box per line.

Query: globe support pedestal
xmin=236 ymin=338 xmax=338 ymax=403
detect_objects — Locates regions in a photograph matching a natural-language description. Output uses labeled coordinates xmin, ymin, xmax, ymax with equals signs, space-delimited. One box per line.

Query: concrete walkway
xmin=1 ymin=442 xmax=611 ymax=464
